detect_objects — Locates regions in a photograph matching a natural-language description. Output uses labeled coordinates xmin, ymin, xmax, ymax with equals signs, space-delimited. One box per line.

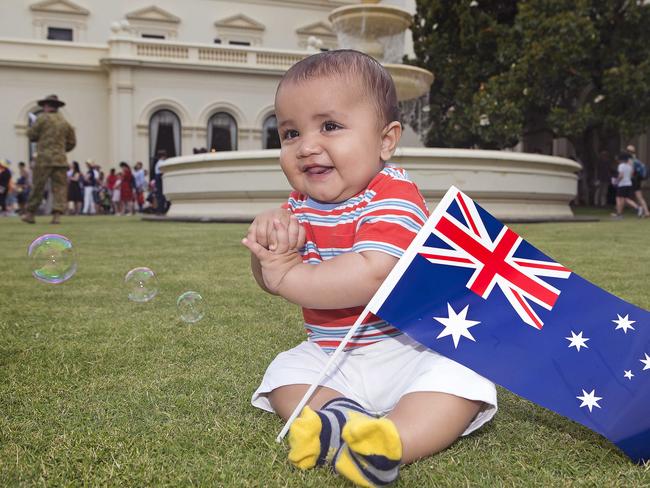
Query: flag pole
xmin=275 ymin=305 xmax=372 ymax=443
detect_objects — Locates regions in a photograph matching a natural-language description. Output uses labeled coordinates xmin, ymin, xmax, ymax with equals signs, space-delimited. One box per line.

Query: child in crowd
xmin=242 ymin=50 xmax=496 ymax=487
xmin=112 ymin=170 xmax=122 ymax=215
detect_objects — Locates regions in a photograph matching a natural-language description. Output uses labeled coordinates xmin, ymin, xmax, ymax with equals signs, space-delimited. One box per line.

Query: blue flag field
xmin=367 ymin=186 xmax=650 ymax=463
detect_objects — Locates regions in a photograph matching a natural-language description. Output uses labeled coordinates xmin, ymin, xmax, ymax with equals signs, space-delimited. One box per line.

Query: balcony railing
xmin=109 ymin=36 xmax=310 ymax=71
xmin=0 ymin=36 xmax=312 ymax=72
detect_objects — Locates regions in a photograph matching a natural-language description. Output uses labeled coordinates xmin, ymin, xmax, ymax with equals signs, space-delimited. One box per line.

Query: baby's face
xmin=275 ymin=76 xmax=388 ymax=203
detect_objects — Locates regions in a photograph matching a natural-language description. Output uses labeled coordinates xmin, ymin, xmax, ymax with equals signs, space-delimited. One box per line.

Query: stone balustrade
xmin=0 ymin=36 xmax=310 ymax=73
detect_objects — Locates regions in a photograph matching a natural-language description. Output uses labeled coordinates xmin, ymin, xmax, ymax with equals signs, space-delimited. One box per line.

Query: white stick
xmin=275 ymin=305 xmax=373 ymax=443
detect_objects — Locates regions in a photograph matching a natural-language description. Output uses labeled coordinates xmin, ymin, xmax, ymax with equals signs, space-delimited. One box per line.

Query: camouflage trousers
xmin=27 ymin=165 xmax=68 ymax=215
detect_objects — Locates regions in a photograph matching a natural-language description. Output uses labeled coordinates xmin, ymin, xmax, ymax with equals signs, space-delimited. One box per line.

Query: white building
xmin=2 ymin=0 xmax=419 ymax=173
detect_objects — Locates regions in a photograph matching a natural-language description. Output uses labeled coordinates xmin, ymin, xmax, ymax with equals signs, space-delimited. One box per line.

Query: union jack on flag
xmin=418 ymin=191 xmax=571 ymax=329
xmin=368 ymin=186 xmax=650 ymax=463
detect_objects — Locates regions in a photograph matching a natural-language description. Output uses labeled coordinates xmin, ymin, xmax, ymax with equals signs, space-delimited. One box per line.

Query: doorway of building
xmin=149 ymin=109 xmax=181 ymax=174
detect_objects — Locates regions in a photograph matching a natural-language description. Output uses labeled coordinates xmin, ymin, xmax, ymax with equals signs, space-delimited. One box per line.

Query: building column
xmin=108 ymin=65 xmax=134 ymax=164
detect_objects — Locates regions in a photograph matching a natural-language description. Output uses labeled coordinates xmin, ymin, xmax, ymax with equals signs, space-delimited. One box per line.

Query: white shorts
xmin=251 ymin=334 xmax=497 ymax=436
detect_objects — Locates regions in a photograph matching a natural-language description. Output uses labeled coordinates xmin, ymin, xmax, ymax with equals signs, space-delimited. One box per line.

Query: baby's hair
xmin=277 ymin=49 xmax=399 ymax=128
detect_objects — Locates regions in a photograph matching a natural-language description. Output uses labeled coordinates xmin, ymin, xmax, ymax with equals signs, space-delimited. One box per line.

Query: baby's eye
xmin=282 ymin=129 xmax=299 ymax=140
xmin=323 ymin=121 xmax=341 ymax=132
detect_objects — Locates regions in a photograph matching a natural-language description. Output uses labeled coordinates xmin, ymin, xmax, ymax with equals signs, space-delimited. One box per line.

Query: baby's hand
xmin=242 ymin=218 xmax=304 ymax=295
xmin=269 ymin=215 xmax=306 ymax=253
xmin=246 ymin=208 xmax=292 ymax=250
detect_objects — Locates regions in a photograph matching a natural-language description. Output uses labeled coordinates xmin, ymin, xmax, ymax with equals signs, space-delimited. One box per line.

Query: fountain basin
xmin=328 ymin=5 xmax=412 ymax=39
xmin=385 ymin=64 xmax=434 ymax=101
xmin=160 ymin=149 xmax=579 ymax=221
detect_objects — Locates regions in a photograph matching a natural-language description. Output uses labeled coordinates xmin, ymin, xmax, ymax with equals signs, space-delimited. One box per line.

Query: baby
xmin=242 ymin=50 xmax=496 ymax=487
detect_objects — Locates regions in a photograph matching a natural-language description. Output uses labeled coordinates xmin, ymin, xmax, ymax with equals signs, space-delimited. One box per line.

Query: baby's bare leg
xmin=388 ymin=391 xmax=483 ymax=464
xmin=267 ymin=384 xmax=343 ymax=421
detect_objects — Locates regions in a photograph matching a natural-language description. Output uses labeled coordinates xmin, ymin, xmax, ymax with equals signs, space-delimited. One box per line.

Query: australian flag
xmin=367 ymin=186 xmax=650 ymax=463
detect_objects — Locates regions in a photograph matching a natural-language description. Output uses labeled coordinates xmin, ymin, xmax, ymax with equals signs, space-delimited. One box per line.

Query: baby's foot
xmin=334 ymin=412 xmax=402 ymax=487
xmin=288 ymin=398 xmax=372 ymax=469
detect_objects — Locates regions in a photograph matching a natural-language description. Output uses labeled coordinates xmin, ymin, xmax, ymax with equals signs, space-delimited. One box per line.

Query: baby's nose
xmin=296 ymin=136 xmax=323 ymax=158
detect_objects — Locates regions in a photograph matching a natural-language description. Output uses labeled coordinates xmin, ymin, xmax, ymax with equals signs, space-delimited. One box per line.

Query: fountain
xmin=328 ymin=1 xmax=434 ymax=101
xmin=160 ymin=0 xmax=579 ymax=221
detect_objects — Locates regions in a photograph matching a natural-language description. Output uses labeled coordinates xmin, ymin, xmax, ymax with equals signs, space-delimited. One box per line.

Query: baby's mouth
xmin=303 ymin=165 xmax=333 ymax=175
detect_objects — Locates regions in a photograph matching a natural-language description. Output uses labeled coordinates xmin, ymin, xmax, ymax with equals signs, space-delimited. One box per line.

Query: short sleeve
xmin=283 ymin=190 xmax=304 ymax=212
xmin=352 ymin=176 xmax=428 ymax=258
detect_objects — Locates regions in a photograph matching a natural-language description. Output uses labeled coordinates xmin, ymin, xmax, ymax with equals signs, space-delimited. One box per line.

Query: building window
xmin=263 ymin=115 xmax=281 ymax=149
xmin=214 ymin=14 xmax=265 ymax=47
xmin=142 ymin=33 xmax=165 ymax=39
xmin=208 ymin=112 xmax=237 ymax=151
xmin=149 ymin=109 xmax=181 ymax=174
xmin=214 ymin=38 xmax=222 ymax=44
xmin=47 ymin=27 xmax=73 ymax=41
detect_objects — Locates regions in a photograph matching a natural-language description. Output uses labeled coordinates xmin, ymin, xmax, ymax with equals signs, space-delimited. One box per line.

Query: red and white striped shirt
xmin=284 ymin=166 xmax=429 ymax=353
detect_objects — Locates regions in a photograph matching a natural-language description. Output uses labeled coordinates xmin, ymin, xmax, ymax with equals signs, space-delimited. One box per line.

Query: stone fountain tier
xmin=328 ymin=4 xmax=413 ymax=47
xmin=159 ymin=149 xmax=580 ymax=221
xmin=384 ymin=64 xmax=434 ymax=102
xmin=328 ymin=3 xmax=433 ymax=101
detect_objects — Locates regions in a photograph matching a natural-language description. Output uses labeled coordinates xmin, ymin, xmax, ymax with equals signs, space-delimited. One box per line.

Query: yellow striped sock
xmin=288 ymin=398 xmax=373 ymax=470
xmin=334 ymin=413 xmax=402 ymax=487
xmin=288 ymin=406 xmax=322 ymax=469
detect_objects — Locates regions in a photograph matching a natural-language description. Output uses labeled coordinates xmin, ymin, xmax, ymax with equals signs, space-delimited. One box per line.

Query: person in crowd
xmin=607 ymin=166 xmax=618 ymax=207
xmin=15 ymin=161 xmax=32 ymax=215
xmin=119 ymin=161 xmax=136 ymax=215
xmin=626 ymin=144 xmax=649 ymax=218
xmin=98 ymin=183 xmax=112 ymax=214
xmin=82 ymin=159 xmax=98 ymax=215
xmin=154 ymin=149 xmax=169 ymax=214
xmin=133 ymin=161 xmax=146 ymax=212
xmin=94 ymin=166 xmax=106 ymax=214
xmin=112 ymin=169 xmax=122 ymax=215
xmin=243 ymin=50 xmax=496 ymax=488
xmin=142 ymin=177 xmax=157 ymax=213
xmin=105 ymin=168 xmax=117 ymax=214
xmin=611 ymin=152 xmax=642 ymax=218
xmin=22 ymin=94 xmax=76 ymax=224
xmin=0 ymin=159 xmax=12 ymax=216
xmin=67 ymin=160 xmax=83 ymax=215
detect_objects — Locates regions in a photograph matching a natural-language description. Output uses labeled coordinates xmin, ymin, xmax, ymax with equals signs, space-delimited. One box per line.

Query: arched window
xmin=149 ymin=109 xmax=181 ymax=172
xmin=263 ymin=114 xmax=281 ymax=149
xmin=208 ymin=112 xmax=237 ymax=151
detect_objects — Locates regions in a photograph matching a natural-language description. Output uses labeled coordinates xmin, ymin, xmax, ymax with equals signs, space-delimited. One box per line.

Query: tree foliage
xmin=410 ymin=0 xmax=650 ymax=158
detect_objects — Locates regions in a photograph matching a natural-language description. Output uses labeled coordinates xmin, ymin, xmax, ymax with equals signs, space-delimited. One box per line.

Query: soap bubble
xmin=28 ymin=234 xmax=77 ymax=284
xmin=124 ymin=267 xmax=158 ymax=302
xmin=177 ymin=291 xmax=205 ymax=323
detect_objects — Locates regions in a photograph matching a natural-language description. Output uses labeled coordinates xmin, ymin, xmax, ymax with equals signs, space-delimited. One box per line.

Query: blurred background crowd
xmin=0 ymin=157 xmax=170 ymax=217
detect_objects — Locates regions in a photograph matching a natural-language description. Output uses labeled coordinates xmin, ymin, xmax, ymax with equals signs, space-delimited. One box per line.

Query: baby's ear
xmin=380 ymin=121 xmax=402 ymax=161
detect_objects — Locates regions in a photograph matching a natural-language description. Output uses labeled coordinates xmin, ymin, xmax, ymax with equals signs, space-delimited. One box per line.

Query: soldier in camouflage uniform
xmin=22 ymin=94 xmax=76 ymax=224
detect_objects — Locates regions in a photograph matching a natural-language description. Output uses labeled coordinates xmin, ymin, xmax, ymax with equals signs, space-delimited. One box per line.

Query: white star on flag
xmin=641 ymin=353 xmax=650 ymax=371
xmin=433 ymin=303 xmax=480 ymax=349
xmin=624 ymin=370 xmax=634 ymax=380
xmin=577 ymin=389 xmax=602 ymax=412
xmin=612 ymin=314 xmax=635 ymax=333
xmin=565 ymin=331 xmax=589 ymax=351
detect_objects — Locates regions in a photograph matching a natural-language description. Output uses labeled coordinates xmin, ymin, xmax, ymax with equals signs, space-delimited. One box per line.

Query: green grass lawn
xmin=1 ymin=213 xmax=649 ymax=486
